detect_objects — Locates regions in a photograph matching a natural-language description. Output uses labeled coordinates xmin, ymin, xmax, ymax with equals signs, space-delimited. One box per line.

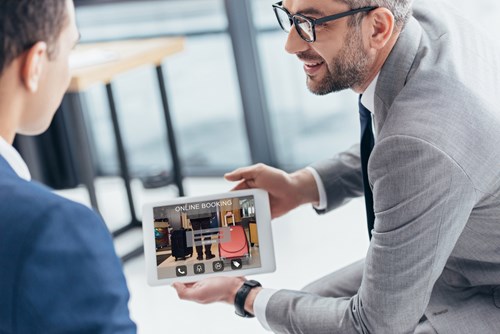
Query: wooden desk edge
xmin=68 ymin=38 xmax=184 ymax=93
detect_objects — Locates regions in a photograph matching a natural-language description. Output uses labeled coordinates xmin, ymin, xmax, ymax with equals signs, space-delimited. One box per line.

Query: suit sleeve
xmin=265 ymin=135 xmax=477 ymax=333
xmin=310 ymin=144 xmax=364 ymax=214
xmin=15 ymin=201 xmax=136 ymax=334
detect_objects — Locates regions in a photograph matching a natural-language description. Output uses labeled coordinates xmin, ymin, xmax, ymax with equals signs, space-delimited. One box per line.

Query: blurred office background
xmin=74 ymin=0 xmax=361 ymax=178
xmin=71 ymin=0 xmax=500 ymax=178
xmin=21 ymin=0 xmax=500 ymax=333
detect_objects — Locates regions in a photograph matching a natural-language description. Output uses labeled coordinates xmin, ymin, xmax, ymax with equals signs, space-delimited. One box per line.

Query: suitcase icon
xmin=171 ymin=228 xmax=193 ymax=261
xmin=219 ymin=213 xmax=250 ymax=262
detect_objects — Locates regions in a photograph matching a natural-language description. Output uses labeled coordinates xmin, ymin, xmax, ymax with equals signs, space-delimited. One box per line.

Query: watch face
xmin=245 ymin=280 xmax=261 ymax=288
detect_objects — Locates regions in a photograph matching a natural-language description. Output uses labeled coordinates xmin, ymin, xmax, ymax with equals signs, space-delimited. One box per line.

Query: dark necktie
xmin=359 ymin=96 xmax=375 ymax=239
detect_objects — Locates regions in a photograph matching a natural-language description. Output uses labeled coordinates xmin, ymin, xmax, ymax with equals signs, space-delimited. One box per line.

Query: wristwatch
xmin=234 ymin=279 xmax=262 ymax=318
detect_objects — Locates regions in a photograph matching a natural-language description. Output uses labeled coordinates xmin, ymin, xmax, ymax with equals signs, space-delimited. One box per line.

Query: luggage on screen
xmin=219 ymin=215 xmax=250 ymax=262
xmin=171 ymin=228 xmax=193 ymax=261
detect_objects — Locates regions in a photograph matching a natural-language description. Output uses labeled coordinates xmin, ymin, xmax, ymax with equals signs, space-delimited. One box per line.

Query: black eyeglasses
xmin=272 ymin=1 xmax=377 ymax=43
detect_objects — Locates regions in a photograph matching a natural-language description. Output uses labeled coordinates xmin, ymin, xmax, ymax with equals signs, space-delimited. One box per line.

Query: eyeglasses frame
xmin=272 ymin=1 xmax=378 ymax=42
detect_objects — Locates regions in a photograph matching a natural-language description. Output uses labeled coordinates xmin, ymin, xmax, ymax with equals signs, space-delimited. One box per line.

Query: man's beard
xmin=305 ymin=29 xmax=371 ymax=95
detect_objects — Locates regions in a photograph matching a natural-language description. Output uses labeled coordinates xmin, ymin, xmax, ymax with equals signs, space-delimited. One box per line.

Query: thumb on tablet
xmin=224 ymin=168 xmax=246 ymax=182
xmin=225 ymin=164 xmax=265 ymax=182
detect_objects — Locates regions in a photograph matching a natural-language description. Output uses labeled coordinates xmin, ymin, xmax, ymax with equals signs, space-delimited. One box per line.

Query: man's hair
xmin=338 ymin=0 xmax=413 ymax=29
xmin=0 ymin=0 xmax=68 ymax=74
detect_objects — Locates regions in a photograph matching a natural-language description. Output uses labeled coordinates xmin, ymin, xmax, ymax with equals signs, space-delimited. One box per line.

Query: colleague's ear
xmin=21 ymin=42 xmax=47 ymax=93
xmin=365 ymin=7 xmax=395 ymax=50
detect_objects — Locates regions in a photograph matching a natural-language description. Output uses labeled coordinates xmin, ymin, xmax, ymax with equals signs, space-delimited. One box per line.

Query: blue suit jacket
xmin=0 ymin=156 xmax=136 ymax=333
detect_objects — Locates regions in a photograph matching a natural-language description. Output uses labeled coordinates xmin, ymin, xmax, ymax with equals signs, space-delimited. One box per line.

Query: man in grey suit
xmin=174 ymin=0 xmax=500 ymax=332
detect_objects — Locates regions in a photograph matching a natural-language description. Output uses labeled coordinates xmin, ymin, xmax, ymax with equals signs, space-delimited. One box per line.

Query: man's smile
xmin=299 ymin=57 xmax=326 ymax=75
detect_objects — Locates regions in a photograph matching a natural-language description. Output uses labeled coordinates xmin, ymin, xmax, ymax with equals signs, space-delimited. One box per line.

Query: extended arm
xmin=310 ymin=144 xmax=364 ymax=213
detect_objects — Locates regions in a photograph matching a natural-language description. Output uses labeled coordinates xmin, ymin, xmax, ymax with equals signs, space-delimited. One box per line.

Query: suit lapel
xmin=374 ymin=17 xmax=423 ymax=135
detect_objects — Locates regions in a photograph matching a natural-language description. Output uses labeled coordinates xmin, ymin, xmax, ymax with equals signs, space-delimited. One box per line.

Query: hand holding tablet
xmin=142 ymin=189 xmax=276 ymax=285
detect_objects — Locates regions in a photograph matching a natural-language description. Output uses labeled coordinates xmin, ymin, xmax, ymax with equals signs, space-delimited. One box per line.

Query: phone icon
xmin=176 ymin=265 xmax=187 ymax=277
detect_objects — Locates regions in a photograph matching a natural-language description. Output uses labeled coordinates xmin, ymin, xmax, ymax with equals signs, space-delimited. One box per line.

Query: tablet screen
xmin=152 ymin=195 xmax=262 ymax=280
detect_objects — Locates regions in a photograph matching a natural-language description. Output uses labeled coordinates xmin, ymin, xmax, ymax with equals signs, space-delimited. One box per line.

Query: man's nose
xmin=284 ymin=25 xmax=309 ymax=55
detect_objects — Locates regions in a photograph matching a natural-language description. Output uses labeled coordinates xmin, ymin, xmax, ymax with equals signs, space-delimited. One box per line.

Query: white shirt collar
xmin=360 ymin=73 xmax=380 ymax=114
xmin=0 ymin=136 xmax=31 ymax=181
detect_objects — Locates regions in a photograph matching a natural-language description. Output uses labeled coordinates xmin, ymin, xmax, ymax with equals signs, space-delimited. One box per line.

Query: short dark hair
xmin=0 ymin=0 xmax=68 ymax=75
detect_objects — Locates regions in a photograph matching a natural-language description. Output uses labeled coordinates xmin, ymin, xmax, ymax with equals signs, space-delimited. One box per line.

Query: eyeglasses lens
xmin=294 ymin=16 xmax=313 ymax=41
xmin=274 ymin=6 xmax=315 ymax=42
xmin=275 ymin=8 xmax=292 ymax=32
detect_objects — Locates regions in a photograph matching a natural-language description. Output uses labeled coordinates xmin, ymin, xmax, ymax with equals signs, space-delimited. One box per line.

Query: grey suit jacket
xmin=265 ymin=2 xmax=500 ymax=333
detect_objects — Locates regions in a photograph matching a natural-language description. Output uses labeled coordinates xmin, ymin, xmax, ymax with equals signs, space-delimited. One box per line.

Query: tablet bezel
xmin=142 ymin=189 xmax=275 ymax=286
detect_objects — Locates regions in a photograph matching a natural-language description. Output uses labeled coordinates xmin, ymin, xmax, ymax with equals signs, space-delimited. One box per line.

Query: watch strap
xmin=234 ymin=280 xmax=262 ymax=318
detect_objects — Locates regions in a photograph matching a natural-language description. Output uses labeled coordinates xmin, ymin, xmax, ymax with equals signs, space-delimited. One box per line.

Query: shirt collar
xmin=0 ymin=136 xmax=31 ymax=181
xmin=360 ymin=73 xmax=380 ymax=114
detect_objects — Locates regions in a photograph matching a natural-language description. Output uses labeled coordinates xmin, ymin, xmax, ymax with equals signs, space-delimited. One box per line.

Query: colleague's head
xmin=274 ymin=0 xmax=412 ymax=95
xmin=0 ymin=0 xmax=79 ymax=138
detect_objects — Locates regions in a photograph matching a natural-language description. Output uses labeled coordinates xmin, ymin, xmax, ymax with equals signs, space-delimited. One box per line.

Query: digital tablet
xmin=142 ymin=189 xmax=276 ymax=286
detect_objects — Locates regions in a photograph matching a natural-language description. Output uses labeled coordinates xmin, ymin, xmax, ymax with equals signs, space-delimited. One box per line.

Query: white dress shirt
xmin=0 ymin=136 xmax=31 ymax=181
xmin=253 ymin=74 xmax=379 ymax=331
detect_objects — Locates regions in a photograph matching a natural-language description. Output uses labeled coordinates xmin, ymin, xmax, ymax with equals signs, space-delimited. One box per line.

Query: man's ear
xmin=21 ymin=42 xmax=47 ymax=93
xmin=365 ymin=7 xmax=395 ymax=50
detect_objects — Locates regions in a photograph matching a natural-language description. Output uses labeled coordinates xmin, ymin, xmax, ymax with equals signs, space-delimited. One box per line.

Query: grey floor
xmin=57 ymin=177 xmax=369 ymax=334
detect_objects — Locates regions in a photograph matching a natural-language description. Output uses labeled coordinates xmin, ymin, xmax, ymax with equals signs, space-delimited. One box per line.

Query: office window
xmin=76 ymin=0 xmax=251 ymax=176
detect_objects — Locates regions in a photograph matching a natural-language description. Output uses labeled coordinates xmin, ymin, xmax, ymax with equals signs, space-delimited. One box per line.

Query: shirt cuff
xmin=305 ymin=166 xmax=327 ymax=211
xmin=253 ymin=288 xmax=278 ymax=331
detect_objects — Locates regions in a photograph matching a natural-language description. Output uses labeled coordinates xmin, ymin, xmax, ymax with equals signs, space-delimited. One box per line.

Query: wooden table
xmin=69 ymin=37 xmax=184 ymax=91
xmin=67 ymin=37 xmax=185 ymax=262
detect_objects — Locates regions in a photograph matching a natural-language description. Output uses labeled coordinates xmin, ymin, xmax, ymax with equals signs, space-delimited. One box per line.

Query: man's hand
xmin=225 ymin=163 xmax=320 ymax=218
xmin=173 ymin=277 xmax=263 ymax=316
xmin=172 ymin=277 xmax=246 ymax=305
